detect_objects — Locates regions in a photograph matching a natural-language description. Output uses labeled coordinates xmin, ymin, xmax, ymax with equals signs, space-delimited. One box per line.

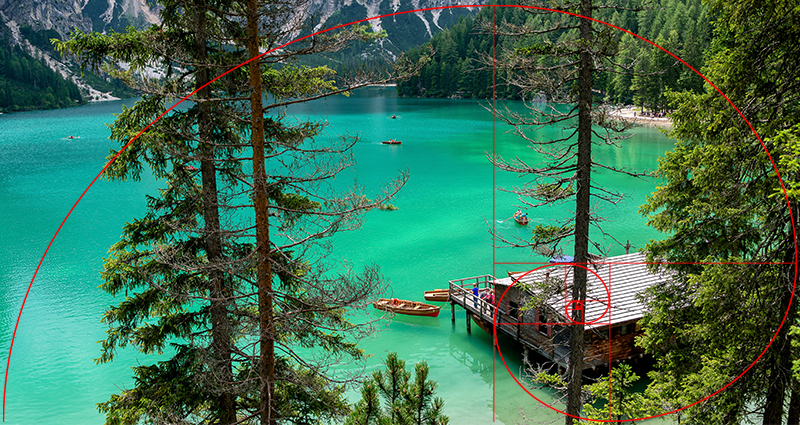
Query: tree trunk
xmin=194 ymin=2 xmax=235 ymax=423
xmin=247 ymin=0 xmax=275 ymax=423
xmin=788 ymin=376 xmax=800 ymax=425
xmin=764 ymin=240 xmax=799 ymax=425
xmin=565 ymin=0 xmax=593 ymax=423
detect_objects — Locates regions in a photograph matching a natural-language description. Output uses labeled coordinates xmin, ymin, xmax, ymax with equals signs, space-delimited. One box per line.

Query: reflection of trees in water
xmin=448 ymin=327 xmax=568 ymax=424
xmin=447 ymin=325 xmax=556 ymax=384
xmin=448 ymin=331 xmax=495 ymax=383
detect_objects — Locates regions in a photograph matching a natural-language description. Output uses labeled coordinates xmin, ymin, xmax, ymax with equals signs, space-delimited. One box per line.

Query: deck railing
xmin=448 ymin=275 xmax=512 ymax=331
xmin=448 ymin=275 xmax=557 ymax=363
xmin=449 ymin=275 xmax=606 ymax=370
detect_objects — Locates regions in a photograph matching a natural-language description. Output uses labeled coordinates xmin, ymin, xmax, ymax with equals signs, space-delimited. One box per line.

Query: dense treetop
xmin=397 ymin=0 xmax=711 ymax=110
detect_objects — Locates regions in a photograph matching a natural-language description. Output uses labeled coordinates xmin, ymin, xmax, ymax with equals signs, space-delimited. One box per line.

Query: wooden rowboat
xmin=373 ymin=298 xmax=440 ymax=317
xmin=382 ymin=139 xmax=401 ymax=145
xmin=471 ymin=314 xmax=493 ymax=334
xmin=514 ymin=214 xmax=529 ymax=225
xmin=423 ymin=289 xmax=449 ymax=302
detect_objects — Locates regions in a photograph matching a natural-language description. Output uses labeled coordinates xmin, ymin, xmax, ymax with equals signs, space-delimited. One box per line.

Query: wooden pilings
xmin=451 ymin=301 xmax=455 ymax=323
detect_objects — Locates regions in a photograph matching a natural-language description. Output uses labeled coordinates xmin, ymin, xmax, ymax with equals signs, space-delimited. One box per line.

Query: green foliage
xmin=770 ymin=124 xmax=800 ymax=203
xmin=0 ymin=24 xmax=135 ymax=112
xmin=19 ymin=26 xmax=61 ymax=53
xmin=262 ymin=65 xmax=339 ymax=99
xmin=527 ymin=364 xmax=655 ymax=422
xmin=0 ymin=42 xmax=84 ymax=112
xmin=56 ymin=0 xmax=411 ymax=423
xmin=398 ymin=0 xmax=712 ymax=105
xmin=297 ymin=4 xmax=474 ymax=82
xmin=346 ymin=353 xmax=449 ymax=425
xmin=580 ymin=363 xmax=653 ymax=422
xmin=638 ymin=0 xmax=800 ymax=422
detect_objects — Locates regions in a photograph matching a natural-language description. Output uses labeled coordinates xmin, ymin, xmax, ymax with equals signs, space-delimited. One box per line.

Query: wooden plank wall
xmin=585 ymin=328 xmax=644 ymax=366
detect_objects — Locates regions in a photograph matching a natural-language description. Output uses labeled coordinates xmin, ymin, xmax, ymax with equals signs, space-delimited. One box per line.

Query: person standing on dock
xmin=472 ymin=283 xmax=480 ymax=307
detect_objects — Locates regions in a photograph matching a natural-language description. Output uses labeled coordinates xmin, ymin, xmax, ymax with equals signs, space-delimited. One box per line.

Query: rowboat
xmin=514 ymin=214 xmax=529 ymax=225
xmin=382 ymin=139 xmax=401 ymax=145
xmin=373 ymin=298 xmax=440 ymax=317
xmin=471 ymin=314 xmax=494 ymax=334
xmin=423 ymin=289 xmax=449 ymax=302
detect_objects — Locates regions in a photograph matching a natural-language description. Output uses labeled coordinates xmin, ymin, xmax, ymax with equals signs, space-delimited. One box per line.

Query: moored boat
xmin=423 ymin=289 xmax=449 ymax=302
xmin=373 ymin=298 xmax=440 ymax=317
xmin=471 ymin=314 xmax=494 ymax=334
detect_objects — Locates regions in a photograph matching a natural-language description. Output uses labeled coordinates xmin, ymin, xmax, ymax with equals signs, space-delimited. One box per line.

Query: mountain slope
xmin=0 ymin=0 xmax=486 ymax=111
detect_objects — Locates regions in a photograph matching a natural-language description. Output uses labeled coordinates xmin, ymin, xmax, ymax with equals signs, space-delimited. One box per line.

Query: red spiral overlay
xmin=3 ymin=5 xmax=795 ymax=423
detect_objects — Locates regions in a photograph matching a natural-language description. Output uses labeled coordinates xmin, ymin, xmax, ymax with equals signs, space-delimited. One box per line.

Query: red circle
xmin=4 ymin=5 xmax=795 ymax=423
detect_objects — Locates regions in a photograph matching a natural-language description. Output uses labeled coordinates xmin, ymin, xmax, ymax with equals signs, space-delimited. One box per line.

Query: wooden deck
xmin=448 ymin=275 xmax=570 ymax=369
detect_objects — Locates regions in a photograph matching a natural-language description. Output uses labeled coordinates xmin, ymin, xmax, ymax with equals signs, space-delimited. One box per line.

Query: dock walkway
xmin=448 ymin=275 xmax=570 ymax=368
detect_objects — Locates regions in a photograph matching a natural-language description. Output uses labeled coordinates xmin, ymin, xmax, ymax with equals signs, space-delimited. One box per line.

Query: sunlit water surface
xmin=0 ymin=88 xmax=675 ymax=424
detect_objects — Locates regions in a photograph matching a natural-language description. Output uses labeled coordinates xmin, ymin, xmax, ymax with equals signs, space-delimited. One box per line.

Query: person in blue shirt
xmin=472 ymin=283 xmax=480 ymax=306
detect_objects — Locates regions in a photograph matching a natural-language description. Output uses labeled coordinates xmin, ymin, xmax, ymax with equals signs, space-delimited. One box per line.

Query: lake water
xmin=0 ymin=88 xmax=675 ymax=424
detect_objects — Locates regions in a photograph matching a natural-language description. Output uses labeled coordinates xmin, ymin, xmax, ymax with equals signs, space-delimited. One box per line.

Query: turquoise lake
xmin=0 ymin=88 xmax=676 ymax=424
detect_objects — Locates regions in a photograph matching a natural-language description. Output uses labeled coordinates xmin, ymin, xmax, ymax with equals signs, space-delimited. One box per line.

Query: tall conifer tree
xmin=638 ymin=0 xmax=800 ymax=423
xmin=57 ymin=0 xmax=425 ymax=423
xmin=487 ymin=1 xmax=649 ymax=422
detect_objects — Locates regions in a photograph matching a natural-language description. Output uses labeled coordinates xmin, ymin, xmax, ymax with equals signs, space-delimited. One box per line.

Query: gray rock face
xmin=1 ymin=0 xmax=484 ymax=100
xmin=0 ymin=0 xmax=160 ymax=39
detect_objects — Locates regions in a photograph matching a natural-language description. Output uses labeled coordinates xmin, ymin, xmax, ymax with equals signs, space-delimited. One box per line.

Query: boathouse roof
xmin=494 ymin=252 xmax=671 ymax=330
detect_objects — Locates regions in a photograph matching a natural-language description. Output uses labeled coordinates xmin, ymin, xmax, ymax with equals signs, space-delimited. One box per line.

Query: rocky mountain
xmin=0 ymin=0 xmax=485 ymax=108
xmin=309 ymin=0 xmax=486 ymax=54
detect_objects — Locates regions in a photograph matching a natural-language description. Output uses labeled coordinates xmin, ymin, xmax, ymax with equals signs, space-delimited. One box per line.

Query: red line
xmin=497 ymin=322 xmax=612 ymax=326
xmin=2 ymin=9 xmax=429 ymax=421
xmin=496 ymin=261 xmax=792 ymax=265
xmin=3 ymin=4 xmax=795 ymax=424
xmin=491 ymin=6 xmax=497 ymax=422
xmin=483 ymin=4 xmax=796 ymax=423
xmin=563 ymin=264 xmax=568 ymax=311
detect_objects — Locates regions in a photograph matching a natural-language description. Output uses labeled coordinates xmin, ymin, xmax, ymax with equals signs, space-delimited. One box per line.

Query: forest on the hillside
xmin=0 ymin=22 xmax=84 ymax=112
xmin=0 ymin=22 xmax=138 ymax=113
xmin=397 ymin=0 xmax=711 ymax=111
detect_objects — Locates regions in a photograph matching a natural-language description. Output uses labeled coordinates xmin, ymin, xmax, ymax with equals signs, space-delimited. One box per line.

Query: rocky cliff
xmin=0 ymin=0 xmax=485 ymax=103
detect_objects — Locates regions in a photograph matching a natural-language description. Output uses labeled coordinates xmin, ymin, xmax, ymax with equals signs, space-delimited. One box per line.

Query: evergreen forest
xmin=397 ymin=0 xmax=712 ymax=111
xmin=0 ymin=22 xmax=138 ymax=113
xmin=0 ymin=22 xmax=84 ymax=112
xmin=7 ymin=0 xmax=800 ymax=423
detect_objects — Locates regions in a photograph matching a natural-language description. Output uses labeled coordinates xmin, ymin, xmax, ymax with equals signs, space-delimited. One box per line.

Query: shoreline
xmin=607 ymin=107 xmax=672 ymax=129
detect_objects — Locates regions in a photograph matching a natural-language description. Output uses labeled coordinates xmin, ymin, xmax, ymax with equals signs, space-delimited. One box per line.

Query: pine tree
xmin=486 ymin=1 xmax=653 ymax=423
xmin=346 ymin=352 xmax=449 ymax=425
xmin=638 ymin=0 xmax=800 ymax=423
xmin=56 ymin=0 xmax=426 ymax=423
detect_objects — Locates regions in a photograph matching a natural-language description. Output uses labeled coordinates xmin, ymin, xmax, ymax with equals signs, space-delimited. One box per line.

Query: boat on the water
xmin=382 ymin=139 xmax=401 ymax=145
xmin=514 ymin=213 xmax=529 ymax=225
xmin=373 ymin=298 xmax=440 ymax=317
xmin=471 ymin=314 xmax=494 ymax=334
xmin=423 ymin=289 xmax=449 ymax=302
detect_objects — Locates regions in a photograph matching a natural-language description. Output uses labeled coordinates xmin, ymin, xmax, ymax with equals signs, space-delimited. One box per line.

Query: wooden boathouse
xmin=448 ymin=252 xmax=671 ymax=370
